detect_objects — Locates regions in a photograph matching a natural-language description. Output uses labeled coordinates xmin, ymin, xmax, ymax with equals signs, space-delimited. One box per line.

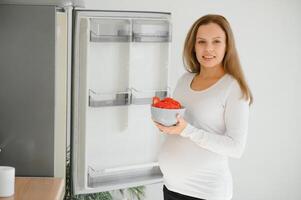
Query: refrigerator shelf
xmin=131 ymin=88 xmax=169 ymax=105
xmin=90 ymin=18 xmax=131 ymax=43
xmin=87 ymin=163 xmax=162 ymax=188
xmin=90 ymin=32 xmax=131 ymax=42
xmin=89 ymin=88 xmax=169 ymax=107
xmin=89 ymin=89 xmax=131 ymax=107
xmin=89 ymin=17 xmax=171 ymax=43
xmin=133 ymin=19 xmax=170 ymax=43
xmin=90 ymin=33 xmax=170 ymax=43
xmin=133 ymin=33 xmax=170 ymax=42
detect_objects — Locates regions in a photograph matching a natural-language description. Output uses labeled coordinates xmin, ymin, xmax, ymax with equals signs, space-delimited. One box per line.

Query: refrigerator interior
xmin=73 ymin=10 xmax=172 ymax=194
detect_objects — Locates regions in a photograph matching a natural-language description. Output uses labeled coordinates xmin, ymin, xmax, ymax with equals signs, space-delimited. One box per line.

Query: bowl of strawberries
xmin=151 ymin=96 xmax=186 ymax=126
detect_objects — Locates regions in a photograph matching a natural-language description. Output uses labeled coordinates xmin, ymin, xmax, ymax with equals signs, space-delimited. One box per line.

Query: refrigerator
xmin=0 ymin=0 xmax=172 ymax=196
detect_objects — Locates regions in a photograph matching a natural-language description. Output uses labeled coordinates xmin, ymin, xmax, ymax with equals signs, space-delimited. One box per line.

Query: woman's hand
xmin=152 ymin=114 xmax=188 ymax=135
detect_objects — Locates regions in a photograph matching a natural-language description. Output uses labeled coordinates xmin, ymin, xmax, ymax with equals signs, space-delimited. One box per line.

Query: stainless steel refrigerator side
xmin=72 ymin=12 xmax=90 ymax=194
xmin=0 ymin=2 xmax=78 ymax=180
xmin=0 ymin=4 xmax=57 ymax=177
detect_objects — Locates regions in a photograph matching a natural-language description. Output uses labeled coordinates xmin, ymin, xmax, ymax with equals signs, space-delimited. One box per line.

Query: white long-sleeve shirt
xmin=158 ymin=72 xmax=250 ymax=200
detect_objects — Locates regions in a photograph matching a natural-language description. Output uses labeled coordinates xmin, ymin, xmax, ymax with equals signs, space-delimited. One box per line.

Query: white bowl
xmin=151 ymin=106 xmax=186 ymax=126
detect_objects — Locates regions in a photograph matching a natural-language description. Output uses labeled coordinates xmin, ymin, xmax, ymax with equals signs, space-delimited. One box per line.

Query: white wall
xmin=84 ymin=0 xmax=301 ymax=199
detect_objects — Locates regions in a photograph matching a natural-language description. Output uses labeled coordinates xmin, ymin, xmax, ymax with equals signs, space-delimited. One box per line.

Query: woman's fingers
xmin=155 ymin=123 xmax=164 ymax=131
xmin=151 ymin=118 xmax=164 ymax=132
xmin=176 ymin=114 xmax=184 ymax=123
xmin=152 ymin=116 xmax=184 ymax=135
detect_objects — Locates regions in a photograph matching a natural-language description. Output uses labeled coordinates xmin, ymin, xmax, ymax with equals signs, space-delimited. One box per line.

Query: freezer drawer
xmin=72 ymin=10 xmax=171 ymax=195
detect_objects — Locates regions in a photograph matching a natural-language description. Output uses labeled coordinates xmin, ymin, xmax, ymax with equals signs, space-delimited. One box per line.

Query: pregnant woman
xmin=153 ymin=14 xmax=253 ymax=200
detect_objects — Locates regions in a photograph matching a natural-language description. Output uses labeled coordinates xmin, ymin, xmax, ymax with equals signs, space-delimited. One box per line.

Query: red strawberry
xmin=152 ymin=96 xmax=161 ymax=106
xmin=152 ymin=96 xmax=182 ymax=109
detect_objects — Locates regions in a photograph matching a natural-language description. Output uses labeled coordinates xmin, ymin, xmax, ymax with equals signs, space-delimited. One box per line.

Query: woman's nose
xmin=204 ymin=43 xmax=214 ymax=51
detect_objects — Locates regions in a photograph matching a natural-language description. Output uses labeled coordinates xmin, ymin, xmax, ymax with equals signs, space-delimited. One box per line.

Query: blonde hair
xmin=183 ymin=14 xmax=253 ymax=105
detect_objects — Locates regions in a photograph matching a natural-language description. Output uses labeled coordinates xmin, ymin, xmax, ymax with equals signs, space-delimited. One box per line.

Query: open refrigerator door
xmin=72 ymin=10 xmax=172 ymax=195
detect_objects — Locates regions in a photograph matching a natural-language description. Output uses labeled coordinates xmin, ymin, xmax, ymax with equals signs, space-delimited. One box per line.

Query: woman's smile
xmin=202 ymin=55 xmax=216 ymax=61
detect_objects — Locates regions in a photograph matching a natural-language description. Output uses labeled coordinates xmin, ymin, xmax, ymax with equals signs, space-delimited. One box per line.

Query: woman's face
xmin=194 ymin=23 xmax=226 ymax=69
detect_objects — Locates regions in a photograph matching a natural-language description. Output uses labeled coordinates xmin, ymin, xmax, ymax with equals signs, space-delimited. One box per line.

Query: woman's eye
xmin=197 ymin=41 xmax=205 ymax=44
xmin=213 ymin=40 xmax=221 ymax=43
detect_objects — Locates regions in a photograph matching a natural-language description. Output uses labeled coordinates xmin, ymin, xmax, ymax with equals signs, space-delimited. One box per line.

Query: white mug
xmin=0 ymin=166 xmax=15 ymax=197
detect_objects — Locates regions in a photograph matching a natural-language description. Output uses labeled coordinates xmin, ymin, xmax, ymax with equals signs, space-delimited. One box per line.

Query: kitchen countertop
xmin=0 ymin=177 xmax=65 ymax=200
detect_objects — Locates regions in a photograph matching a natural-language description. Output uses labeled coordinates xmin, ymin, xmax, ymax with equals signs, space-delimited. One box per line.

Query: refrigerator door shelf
xmin=133 ymin=19 xmax=171 ymax=42
xmin=90 ymin=32 xmax=131 ymax=42
xmin=89 ymin=89 xmax=131 ymax=107
xmin=131 ymin=88 xmax=169 ymax=105
xmin=89 ymin=88 xmax=170 ymax=107
xmin=133 ymin=34 xmax=170 ymax=43
xmin=90 ymin=18 xmax=131 ymax=42
xmin=89 ymin=17 xmax=171 ymax=43
xmin=88 ymin=163 xmax=162 ymax=189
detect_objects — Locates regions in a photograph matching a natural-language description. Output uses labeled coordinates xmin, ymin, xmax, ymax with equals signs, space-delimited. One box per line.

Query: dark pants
xmin=163 ymin=185 xmax=206 ymax=200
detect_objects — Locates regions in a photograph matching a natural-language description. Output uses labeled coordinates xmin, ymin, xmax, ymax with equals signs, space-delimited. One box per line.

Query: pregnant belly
xmin=158 ymin=135 xmax=228 ymax=179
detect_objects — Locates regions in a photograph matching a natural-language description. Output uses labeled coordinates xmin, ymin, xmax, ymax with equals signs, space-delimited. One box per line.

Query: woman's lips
xmin=202 ymin=55 xmax=215 ymax=61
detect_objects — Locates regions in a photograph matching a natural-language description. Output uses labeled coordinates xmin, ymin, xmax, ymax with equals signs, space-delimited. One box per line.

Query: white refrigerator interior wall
xmin=79 ymin=0 xmax=301 ymax=199
xmin=86 ymin=27 xmax=168 ymax=180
